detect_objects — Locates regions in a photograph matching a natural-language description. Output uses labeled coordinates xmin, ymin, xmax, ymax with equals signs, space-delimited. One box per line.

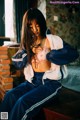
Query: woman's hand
xmin=37 ymin=48 xmax=49 ymax=61
xmin=32 ymin=46 xmax=42 ymax=54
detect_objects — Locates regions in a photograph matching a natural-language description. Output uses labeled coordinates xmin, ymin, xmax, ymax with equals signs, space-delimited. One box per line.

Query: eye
xmin=29 ymin=25 xmax=33 ymax=30
xmin=36 ymin=25 xmax=39 ymax=29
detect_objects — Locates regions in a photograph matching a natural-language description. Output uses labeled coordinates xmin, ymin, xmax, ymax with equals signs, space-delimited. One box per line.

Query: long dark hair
xmin=20 ymin=8 xmax=47 ymax=63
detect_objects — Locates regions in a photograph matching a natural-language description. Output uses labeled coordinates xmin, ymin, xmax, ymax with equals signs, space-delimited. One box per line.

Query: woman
xmin=0 ymin=8 xmax=68 ymax=120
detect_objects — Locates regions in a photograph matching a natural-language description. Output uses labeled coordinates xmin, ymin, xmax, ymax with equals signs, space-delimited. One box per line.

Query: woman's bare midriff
xmin=31 ymin=59 xmax=51 ymax=72
xmin=31 ymin=38 xmax=51 ymax=72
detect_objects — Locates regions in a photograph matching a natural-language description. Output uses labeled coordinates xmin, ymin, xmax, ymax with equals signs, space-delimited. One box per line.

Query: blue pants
xmin=0 ymin=72 xmax=62 ymax=120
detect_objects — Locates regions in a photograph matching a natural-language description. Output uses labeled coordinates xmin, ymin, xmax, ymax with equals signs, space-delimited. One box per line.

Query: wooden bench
xmin=33 ymin=87 xmax=80 ymax=120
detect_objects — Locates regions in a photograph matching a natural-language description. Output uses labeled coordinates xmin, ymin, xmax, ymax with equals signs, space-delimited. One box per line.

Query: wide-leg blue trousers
xmin=0 ymin=72 xmax=62 ymax=120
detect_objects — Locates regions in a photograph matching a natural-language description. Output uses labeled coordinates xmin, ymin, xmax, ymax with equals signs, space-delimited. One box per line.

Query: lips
xmin=35 ymin=32 xmax=39 ymax=36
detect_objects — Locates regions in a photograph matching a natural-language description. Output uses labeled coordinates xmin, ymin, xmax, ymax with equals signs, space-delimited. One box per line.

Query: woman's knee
xmin=4 ymin=89 xmax=16 ymax=102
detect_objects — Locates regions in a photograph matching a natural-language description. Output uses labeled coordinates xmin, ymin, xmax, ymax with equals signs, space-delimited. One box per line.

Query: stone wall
xmin=46 ymin=0 xmax=80 ymax=49
xmin=38 ymin=0 xmax=80 ymax=65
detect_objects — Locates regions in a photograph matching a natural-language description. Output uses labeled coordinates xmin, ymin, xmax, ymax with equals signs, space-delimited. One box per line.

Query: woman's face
xmin=29 ymin=20 xmax=41 ymax=38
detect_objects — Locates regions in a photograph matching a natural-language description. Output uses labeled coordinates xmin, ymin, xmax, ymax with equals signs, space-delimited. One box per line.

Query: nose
xmin=33 ymin=26 xmax=38 ymax=33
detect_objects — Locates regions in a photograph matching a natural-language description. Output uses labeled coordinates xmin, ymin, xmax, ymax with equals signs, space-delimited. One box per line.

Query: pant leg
xmin=8 ymin=79 xmax=62 ymax=120
xmin=0 ymin=81 xmax=35 ymax=113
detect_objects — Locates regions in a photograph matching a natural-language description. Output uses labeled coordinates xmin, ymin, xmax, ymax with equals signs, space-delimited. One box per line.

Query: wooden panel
xmin=43 ymin=108 xmax=72 ymax=120
xmin=0 ymin=37 xmax=10 ymax=46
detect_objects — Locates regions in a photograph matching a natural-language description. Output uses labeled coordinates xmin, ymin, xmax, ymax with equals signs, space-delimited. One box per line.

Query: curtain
xmin=14 ymin=0 xmax=38 ymax=43
xmin=14 ymin=0 xmax=29 ymax=43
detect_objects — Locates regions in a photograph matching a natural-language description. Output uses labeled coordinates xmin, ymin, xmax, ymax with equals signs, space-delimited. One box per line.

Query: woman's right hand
xmin=32 ymin=46 xmax=42 ymax=54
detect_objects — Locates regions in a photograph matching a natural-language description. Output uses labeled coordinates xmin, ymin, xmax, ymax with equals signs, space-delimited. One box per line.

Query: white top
xmin=24 ymin=34 xmax=68 ymax=83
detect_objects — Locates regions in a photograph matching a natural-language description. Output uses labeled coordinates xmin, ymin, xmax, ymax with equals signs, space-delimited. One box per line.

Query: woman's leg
xmin=0 ymin=81 xmax=35 ymax=113
xmin=9 ymin=79 xmax=62 ymax=120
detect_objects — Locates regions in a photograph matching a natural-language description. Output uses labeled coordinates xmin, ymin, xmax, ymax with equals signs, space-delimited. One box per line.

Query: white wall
xmin=5 ymin=0 xmax=16 ymax=41
xmin=38 ymin=0 xmax=46 ymax=19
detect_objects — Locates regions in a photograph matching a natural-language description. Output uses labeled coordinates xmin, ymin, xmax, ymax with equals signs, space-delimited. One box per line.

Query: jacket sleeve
xmin=46 ymin=41 xmax=79 ymax=65
xmin=12 ymin=49 xmax=28 ymax=69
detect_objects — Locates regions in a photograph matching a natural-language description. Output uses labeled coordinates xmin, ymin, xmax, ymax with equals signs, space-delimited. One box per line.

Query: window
xmin=5 ymin=0 xmax=16 ymax=40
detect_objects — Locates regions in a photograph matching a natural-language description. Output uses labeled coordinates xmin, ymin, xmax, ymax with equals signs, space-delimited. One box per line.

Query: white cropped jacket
xmin=24 ymin=34 xmax=68 ymax=83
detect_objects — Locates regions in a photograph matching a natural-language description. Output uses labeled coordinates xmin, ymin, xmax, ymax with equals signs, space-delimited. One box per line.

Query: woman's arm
xmin=46 ymin=41 xmax=79 ymax=65
xmin=12 ymin=49 xmax=28 ymax=69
